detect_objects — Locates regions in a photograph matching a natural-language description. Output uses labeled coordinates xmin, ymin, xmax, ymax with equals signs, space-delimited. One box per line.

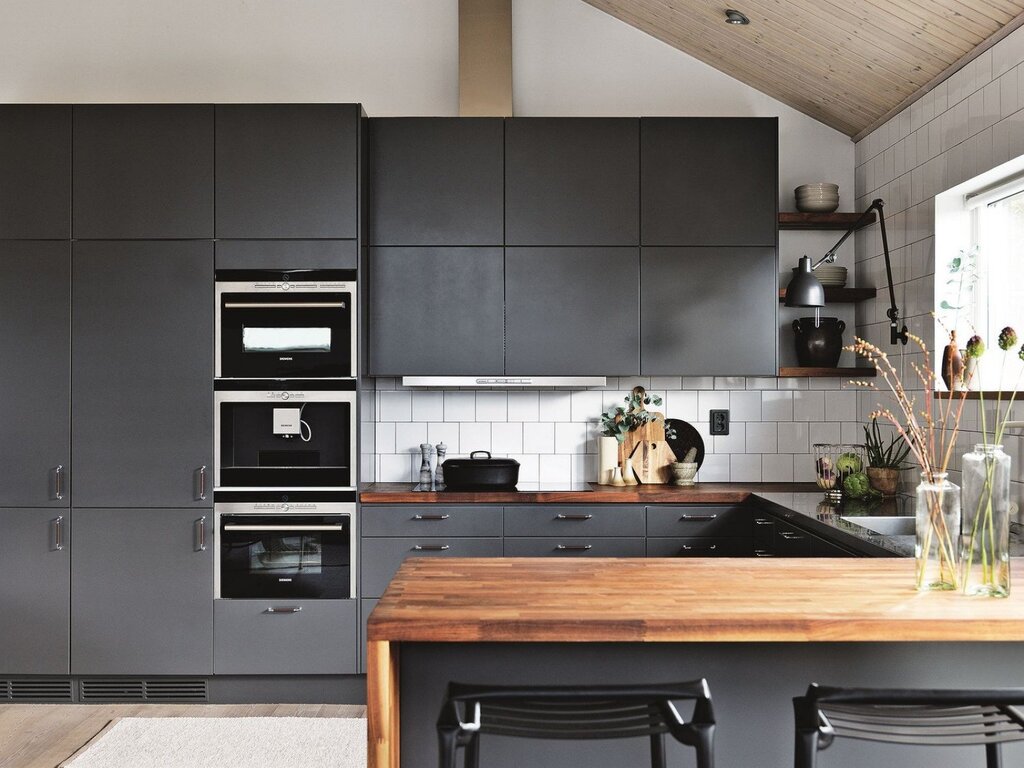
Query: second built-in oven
xmin=214 ymin=384 xmax=357 ymax=491
xmin=216 ymin=270 xmax=356 ymax=380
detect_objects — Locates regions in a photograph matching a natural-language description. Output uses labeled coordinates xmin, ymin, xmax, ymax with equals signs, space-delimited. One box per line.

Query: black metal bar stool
xmin=793 ymin=684 xmax=1024 ymax=767
xmin=437 ymin=679 xmax=715 ymax=768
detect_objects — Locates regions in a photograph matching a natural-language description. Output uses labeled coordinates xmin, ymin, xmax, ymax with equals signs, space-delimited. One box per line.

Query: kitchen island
xmin=367 ymin=557 xmax=1024 ymax=768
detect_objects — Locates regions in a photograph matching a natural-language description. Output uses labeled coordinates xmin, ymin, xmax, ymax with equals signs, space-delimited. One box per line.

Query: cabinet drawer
xmin=646 ymin=505 xmax=750 ymax=537
xmin=362 ymin=506 xmax=502 ymax=537
xmin=214 ymin=600 xmax=357 ymax=675
xmin=647 ymin=537 xmax=752 ymax=557
xmin=361 ymin=537 xmax=503 ymax=597
xmin=504 ymin=537 xmax=646 ymax=558
xmin=503 ymin=506 xmax=645 ymax=537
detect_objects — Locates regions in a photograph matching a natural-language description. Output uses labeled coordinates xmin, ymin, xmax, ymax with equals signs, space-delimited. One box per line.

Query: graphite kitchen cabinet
xmin=641 ymin=117 xmax=777 ymax=247
xmin=73 ymin=105 xmax=214 ymax=239
xmin=368 ymin=247 xmax=505 ymax=375
xmin=215 ymin=104 xmax=359 ymax=239
xmin=71 ymin=508 xmax=212 ymax=675
xmin=0 ymin=242 xmax=70 ymax=507
xmin=0 ymin=105 xmax=71 ymax=239
xmin=504 ymin=118 xmax=639 ymax=246
xmin=368 ymin=118 xmax=503 ymax=246
xmin=505 ymin=247 xmax=639 ymax=375
xmin=72 ymin=241 xmax=213 ymax=508
xmin=0 ymin=509 xmax=70 ymax=674
xmin=640 ymin=247 xmax=777 ymax=376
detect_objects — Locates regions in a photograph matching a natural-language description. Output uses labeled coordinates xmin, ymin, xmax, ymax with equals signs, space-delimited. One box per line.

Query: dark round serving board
xmin=664 ymin=418 xmax=705 ymax=469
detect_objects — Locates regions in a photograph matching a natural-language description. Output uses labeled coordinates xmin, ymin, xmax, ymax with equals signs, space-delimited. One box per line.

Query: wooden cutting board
xmin=618 ymin=410 xmax=675 ymax=484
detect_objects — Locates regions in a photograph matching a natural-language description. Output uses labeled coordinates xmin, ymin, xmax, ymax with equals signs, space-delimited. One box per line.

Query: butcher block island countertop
xmin=368 ymin=557 xmax=1024 ymax=642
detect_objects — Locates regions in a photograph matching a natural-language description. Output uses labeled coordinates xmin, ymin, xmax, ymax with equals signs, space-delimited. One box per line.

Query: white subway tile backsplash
xmin=427 ymin=422 xmax=460 ymax=453
xmin=714 ymin=423 xmax=746 ymax=454
xmin=539 ymin=454 xmax=572 ymax=483
xmin=555 ymin=421 xmax=588 ymax=454
xmin=538 ymin=391 xmax=572 ymax=421
xmin=380 ymin=453 xmax=415 ymax=483
xmin=570 ymin=390 xmax=604 ymax=423
xmin=375 ymin=422 xmax=396 ymax=455
xmin=444 ymin=391 xmax=476 ymax=422
xmin=507 ymin=391 xmax=539 ymax=422
xmin=825 ymin=390 xmax=859 ymax=422
xmin=778 ymin=422 xmax=810 ymax=453
xmin=809 ymin=421 xmax=841 ymax=445
xmin=394 ymin=422 xmax=428 ymax=453
xmin=665 ymin=390 xmax=699 ymax=421
xmin=511 ymin=454 xmax=540 ymax=482
xmin=746 ymin=422 xmax=778 ymax=453
xmin=730 ymin=454 xmax=761 ymax=482
xmin=379 ymin=390 xmax=412 ymax=422
xmin=491 ymin=422 xmax=524 ymax=454
xmin=698 ymin=390 xmax=729 ymax=416
xmin=476 ymin=391 xmax=507 ymax=422
xmin=762 ymin=453 xmax=794 ymax=482
xmin=730 ymin=391 xmax=762 ymax=422
xmin=523 ymin=422 xmax=555 ymax=454
xmin=762 ymin=391 xmax=794 ymax=421
xmin=411 ymin=390 xmax=443 ymax=422
xmin=459 ymin=422 xmax=491 ymax=454
xmin=697 ymin=453 xmax=729 ymax=482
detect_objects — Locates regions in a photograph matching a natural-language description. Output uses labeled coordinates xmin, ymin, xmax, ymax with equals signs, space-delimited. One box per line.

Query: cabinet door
xmin=641 ymin=118 xmax=777 ymax=246
xmin=71 ymin=508 xmax=212 ymax=675
xmin=0 ymin=105 xmax=71 ymax=238
xmin=0 ymin=242 xmax=70 ymax=507
xmin=73 ymin=241 xmax=213 ymax=508
xmin=369 ymin=118 xmax=503 ymax=246
xmin=0 ymin=509 xmax=70 ymax=674
xmin=505 ymin=118 xmax=639 ymax=246
xmin=216 ymin=104 xmax=358 ymax=238
xmin=73 ymin=105 xmax=214 ymax=239
xmin=368 ymin=247 xmax=505 ymax=375
xmin=641 ymin=247 xmax=776 ymax=376
xmin=505 ymin=247 xmax=639 ymax=375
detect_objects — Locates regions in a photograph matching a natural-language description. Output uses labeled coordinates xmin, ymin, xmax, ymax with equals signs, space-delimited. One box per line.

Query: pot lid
xmin=443 ymin=450 xmax=520 ymax=468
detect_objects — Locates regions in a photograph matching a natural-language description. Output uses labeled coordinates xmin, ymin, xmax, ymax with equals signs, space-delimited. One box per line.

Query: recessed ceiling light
xmin=725 ymin=9 xmax=750 ymax=25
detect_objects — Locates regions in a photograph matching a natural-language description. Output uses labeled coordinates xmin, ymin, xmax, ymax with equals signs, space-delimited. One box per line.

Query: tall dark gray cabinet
xmin=0 ymin=105 xmax=71 ymax=239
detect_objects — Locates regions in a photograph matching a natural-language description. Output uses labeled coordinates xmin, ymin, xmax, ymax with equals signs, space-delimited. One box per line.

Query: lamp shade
xmin=785 ymin=255 xmax=825 ymax=307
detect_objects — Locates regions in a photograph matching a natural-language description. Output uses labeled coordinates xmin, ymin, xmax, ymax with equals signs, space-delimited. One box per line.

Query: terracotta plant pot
xmin=867 ymin=467 xmax=900 ymax=497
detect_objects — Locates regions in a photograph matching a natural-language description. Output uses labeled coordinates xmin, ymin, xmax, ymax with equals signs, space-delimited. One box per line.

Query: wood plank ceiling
xmin=583 ymin=0 xmax=1024 ymax=137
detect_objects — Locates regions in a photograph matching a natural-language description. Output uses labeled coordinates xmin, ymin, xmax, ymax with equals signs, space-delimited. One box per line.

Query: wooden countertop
xmin=360 ymin=482 xmax=818 ymax=504
xmin=367 ymin=557 xmax=1024 ymax=642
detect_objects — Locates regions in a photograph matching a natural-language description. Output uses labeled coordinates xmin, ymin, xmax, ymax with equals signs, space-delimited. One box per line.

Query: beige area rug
xmin=62 ymin=717 xmax=366 ymax=768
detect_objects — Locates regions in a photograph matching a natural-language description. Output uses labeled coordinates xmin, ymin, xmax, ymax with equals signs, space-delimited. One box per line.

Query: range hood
xmin=401 ymin=376 xmax=607 ymax=388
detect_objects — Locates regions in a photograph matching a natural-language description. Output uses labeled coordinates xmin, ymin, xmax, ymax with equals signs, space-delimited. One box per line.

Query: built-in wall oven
xmin=215 ymin=269 xmax=357 ymax=380
xmin=215 ymin=497 xmax=356 ymax=599
xmin=214 ymin=383 xmax=357 ymax=491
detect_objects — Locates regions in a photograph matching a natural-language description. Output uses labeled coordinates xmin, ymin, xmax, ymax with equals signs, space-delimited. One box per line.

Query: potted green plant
xmin=863 ymin=417 xmax=911 ymax=497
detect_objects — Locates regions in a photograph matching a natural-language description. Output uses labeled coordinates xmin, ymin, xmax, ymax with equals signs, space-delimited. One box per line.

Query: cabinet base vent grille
xmin=1 ymin=679 xmax=74 ymax=702
xmin=80 ymin=679 xmax=208 ymax=703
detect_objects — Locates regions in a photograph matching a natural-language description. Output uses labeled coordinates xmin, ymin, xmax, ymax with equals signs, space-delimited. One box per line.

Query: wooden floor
xmin=0 ymin=703 xmax=366 ymax=768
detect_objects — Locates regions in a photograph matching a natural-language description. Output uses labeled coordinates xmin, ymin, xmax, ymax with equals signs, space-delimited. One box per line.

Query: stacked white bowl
xmin=795 ymin=183 xmax=839 ymax=212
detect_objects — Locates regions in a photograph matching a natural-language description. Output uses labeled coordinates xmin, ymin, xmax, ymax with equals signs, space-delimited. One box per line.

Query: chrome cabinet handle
xmin=754 ymin=518 xmax=773 ymax=525
xmin=195 ymin=516 xmax=207 ymax=552
xmin=413 ymin=544 xmax=450 ymax=551
xmin=555 ymin=544 xmax=593 ymax=551
xmin=779 ymin=531 xmax=805 ymax=540
xmin=52 ymin=516 xmax=64 ymax=551
xmin=413 ymin=514 xmax=450 ymax=521
xmin=681 ymin=544 xmax=718 ymax=552
xmin=264 ymin=606 xmax=303 ymax=614
xmin=679 ymin=514 xmax=717 ymax=521
xmin=53 ymin=465 xmax=64 ymax=501
xmin=197 ymin=466 xmax=207 ymax=501
xmin=555 ymin=514 xmax=593 ymax=521
xmin=754 ymin=550 xmax=773 ymax=557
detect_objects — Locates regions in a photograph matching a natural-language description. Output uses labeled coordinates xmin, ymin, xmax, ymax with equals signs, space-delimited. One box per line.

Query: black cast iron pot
xmin=442 ymin=450 xmax=520 ymax=490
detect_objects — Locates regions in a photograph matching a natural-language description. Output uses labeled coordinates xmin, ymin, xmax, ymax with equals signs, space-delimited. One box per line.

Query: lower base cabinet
xmin=71 ymin=508 xmax=213 ymax=675
xmin=647 ymin=537 xmax=752 ymax=557
xmin=0 ymin=508 xmax=70 ymax=675
xmin=214 ymin=600 xmax=358 ymax=675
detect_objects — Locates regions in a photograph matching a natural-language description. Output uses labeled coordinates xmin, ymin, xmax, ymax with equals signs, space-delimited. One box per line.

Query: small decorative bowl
xmin=670 ymin=462 xmax=699 ymax=486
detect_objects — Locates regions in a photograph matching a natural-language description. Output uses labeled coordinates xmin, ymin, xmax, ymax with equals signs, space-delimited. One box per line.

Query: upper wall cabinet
xmin=0 ymin=105 xmax=71 ymax=239
xmin=216 ymin=104 xmax=359 ymax=239
xmin=505 ymin=247 xmax=639 ymax=375
xmin=505 ymin=118 xmax=639 ymax=246
xmin=369 ymin=118 xmax=503 ymax=246
xmin=73 ymin=105 xmax=214 ymax=239
xmin=641 ymin=118 xmax=777 ymax=247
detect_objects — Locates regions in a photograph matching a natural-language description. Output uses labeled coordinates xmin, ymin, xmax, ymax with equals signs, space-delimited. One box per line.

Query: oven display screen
xmin=242 ymin=326 xmax=331 ymax=353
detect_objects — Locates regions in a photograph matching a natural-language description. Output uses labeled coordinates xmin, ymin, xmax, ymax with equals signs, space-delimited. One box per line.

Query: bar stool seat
xmin=437 ymin=679 xmax=715 ymax=768
xmin=793 ymin=684 xmax=1024 ymax=767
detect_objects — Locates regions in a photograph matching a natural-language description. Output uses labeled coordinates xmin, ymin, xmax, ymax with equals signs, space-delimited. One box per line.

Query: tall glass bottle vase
xmin=960 ymin=444 xmax=1011 ymax=597
xmin=915 ymin=472 xmax=961 ymax=592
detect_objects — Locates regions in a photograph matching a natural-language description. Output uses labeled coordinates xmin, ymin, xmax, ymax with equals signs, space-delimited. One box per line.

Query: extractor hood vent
xmin=401 ymin=377 xmax=606 ymax=388
xmin=1 ymin=678 xmax=74 ymax=702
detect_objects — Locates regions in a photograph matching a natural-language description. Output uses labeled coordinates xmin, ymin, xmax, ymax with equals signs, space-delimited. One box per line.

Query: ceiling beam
xmin=459 ymin=0 xmax=513 ymax=117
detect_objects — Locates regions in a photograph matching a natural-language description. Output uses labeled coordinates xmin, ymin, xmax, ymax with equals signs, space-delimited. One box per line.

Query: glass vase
xmin=960 ymin=444 xmax=1011 ymax=597
xmin=915 ymin=472 xmax=961 ymax=592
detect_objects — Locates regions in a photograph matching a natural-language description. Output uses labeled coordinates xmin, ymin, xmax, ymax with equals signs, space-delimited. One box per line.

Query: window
xmin=935 ymin=166 xmax=1024 ymax=391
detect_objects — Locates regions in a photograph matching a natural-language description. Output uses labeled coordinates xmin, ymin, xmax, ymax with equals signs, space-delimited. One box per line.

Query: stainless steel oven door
xmin=214 ymin=388 xmax=357 ymax=491
xmin=215 ymin=502 xmax=357 ymax=599
xmin=216 ymin=277 xmax=356 ymax=379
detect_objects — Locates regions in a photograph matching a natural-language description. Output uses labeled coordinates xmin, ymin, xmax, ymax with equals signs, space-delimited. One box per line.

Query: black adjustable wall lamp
xmin=785 ymin=198 xmax=909 ymax=346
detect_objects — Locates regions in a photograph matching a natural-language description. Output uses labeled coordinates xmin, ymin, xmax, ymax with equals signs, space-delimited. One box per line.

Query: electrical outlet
xmin=710 ymin=409 xmax=730 ymax=435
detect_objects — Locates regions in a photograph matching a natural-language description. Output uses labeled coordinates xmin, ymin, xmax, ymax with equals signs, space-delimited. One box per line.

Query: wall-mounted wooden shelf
xmin=778 ymin=367 xmax=877 ymax=378
xmin=932 ymin=391 xmax=1015 ymax=400
xmin=778 ymin=212 xmax=877 ymax=231
xmin=778 ymin=287 xmax=876 ymax=303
